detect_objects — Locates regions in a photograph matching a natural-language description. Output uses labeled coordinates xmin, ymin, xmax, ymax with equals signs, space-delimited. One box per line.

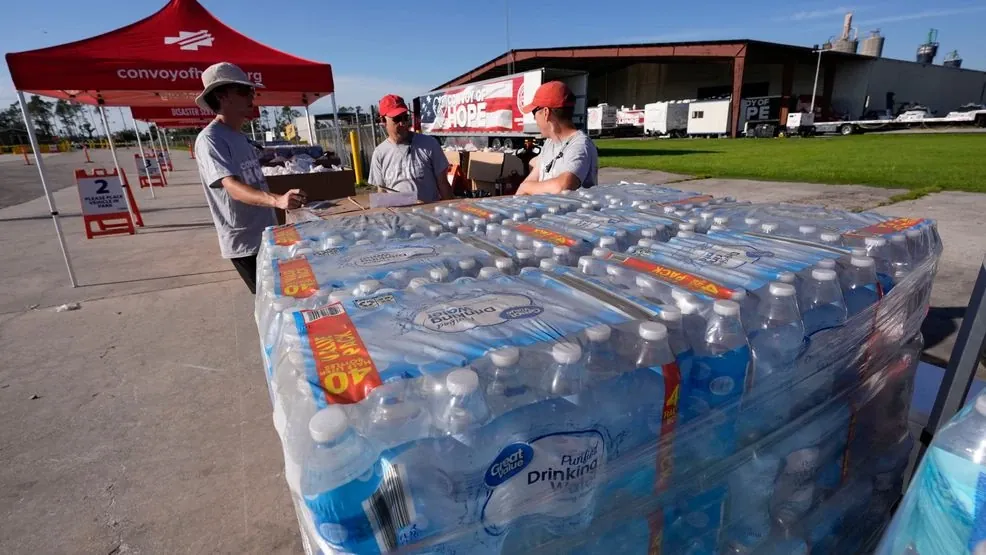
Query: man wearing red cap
xmin=369 ymin=94 xmax=451 ymax=202
xmin=516 ymin=81 xmax=598 ymax=195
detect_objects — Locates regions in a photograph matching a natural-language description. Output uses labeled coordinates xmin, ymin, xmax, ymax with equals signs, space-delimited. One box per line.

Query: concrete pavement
xmin=0 ymin=151 xmax=982 ymax=552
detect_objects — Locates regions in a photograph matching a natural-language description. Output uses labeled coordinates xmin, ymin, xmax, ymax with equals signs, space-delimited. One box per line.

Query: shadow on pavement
xmin=81 ymin=269 xmax=234 ymax=287
xmin=140 ymin=223 xmax=214 ymax=233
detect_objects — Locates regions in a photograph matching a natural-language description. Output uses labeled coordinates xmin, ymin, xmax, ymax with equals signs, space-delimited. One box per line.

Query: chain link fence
xmin=314 ymin=116 xmax=385 ymax=182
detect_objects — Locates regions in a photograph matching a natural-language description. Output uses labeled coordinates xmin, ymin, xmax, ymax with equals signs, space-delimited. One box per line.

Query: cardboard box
xmin=466 ymin=152 xmax=525 ymax=181
xmin=266 ymin=170 xmax=356 ymax=224
xmin=445 ymin=150 xmax=469 ymax=174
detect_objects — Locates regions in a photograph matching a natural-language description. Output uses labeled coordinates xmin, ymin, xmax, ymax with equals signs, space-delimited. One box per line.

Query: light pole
xmin=810 ymin=46 xmax=825 ymax=113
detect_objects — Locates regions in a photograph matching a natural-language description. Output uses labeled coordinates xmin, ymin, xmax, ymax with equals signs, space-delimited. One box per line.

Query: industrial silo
xmin=944 ymin=50 xmax=963 ymax=68
xmin=830 ymin=13 xmax=859 ymax=53
xmin=860 ymin=30 xmax=885 ymax=57
xmin=916 ymin=29 xmax=939 ymax=63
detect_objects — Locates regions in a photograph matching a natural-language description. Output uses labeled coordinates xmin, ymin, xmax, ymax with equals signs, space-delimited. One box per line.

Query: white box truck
xmin=644 ymin=100 xmax=690 ymax=137
xmin=587 ymin=103 xmax=618 ymax=137
xmin=686 ymin=99 xmax=731 ymax=136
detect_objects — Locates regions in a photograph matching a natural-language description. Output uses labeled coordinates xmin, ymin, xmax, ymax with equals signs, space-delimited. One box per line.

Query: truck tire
xmin=839 ymin=123 xmax=855 ymax=136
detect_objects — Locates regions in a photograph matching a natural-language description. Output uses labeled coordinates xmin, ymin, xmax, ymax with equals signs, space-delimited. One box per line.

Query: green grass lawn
xmin=597 ymin=133 xmax=986 ymax=192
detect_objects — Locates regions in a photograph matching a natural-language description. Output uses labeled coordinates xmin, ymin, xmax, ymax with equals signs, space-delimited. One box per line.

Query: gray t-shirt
xmin=368 ymin=133 xmax=449 ymax=202
xmin=194 ymin=121 xmax=276 ymax=259
xmin=537 ymin=130 xmax=598 ymax=188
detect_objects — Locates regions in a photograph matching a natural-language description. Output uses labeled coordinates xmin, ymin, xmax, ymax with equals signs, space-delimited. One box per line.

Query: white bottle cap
xmin=713 ymin=299 xmax=741 ymax=316
xmin=355 ymin=239 xmax=373 ymax=245
xmin=659 ymin=305 xmax=682 ymax=322
xmin=592 ymin=247 xmax=611 ymax=258
xmin=447 ymin=223 xmax=460 ymax=232
xmin=890 ymin=233 xmax=907 ymax=244
xmin=673 ymin=210 xmax=688 ymax=218
xmin=769 ymin=282 xmax=796 ymax=297
xmin=609 ymin=198 xmax=621 ymax=205
xmin=599 ymin=236 xmax=617 ymax=249
xmin=605 ymin=265 xmax=626 ymax=277
xmin=635 ymin=275 xmax=658 ymax=289
xmin=487 ymin=223 xmax=501 ymax=233
xmin=798 ymin=225 xmax=817 ymax=234
xmin=713 ymin=216 xmax=729 ymax=225
xmin=516 ymin=250 xmax=535 ymax=263
xmin=811 ymin=268 xmax=838 ymax=281
xmin=430 ymin=267 xmax=449 ymax=282
xmin=905 ymin=228 xmax=922 ymax=239
xmin=744 ymin=217 xmax=760 ymax=225
xmin=777 ymin=271 xmax=796 ymax=284
xmin=641 ymin=228 xmax=658 ymax=238
xmin=819 ymin=232 xmax=841 ymax=243
xmin=511 ymin=212 xmax=526 ymax=221
xmin=408 ymin=277 xmax=431 ymax=289
xmin=552 ymin=342 xmax=583 ymax=364
xmin=816 ymin=258 xmax=837 ymax=270
xmin=851 ymin=256 xmax=875 ymax=268
xmin=581 ymin=202 xmax=594 ymax=209
xmin=446 ymin=368 xmax=480 ymax=396
xmin=494 ymin=257 xmax=515 ymax=271
xmin=553 ymin=245 xmax=570 ymax=256
xmin=524 ymin=207 xmax=538 ymax=217
xmin=490 ymin=346 xmax=520 ymax=368
xmin=864 ymin=236 xmax=887 ymax=248
xmin=478 ymin=267 xmax=501 ymax=279
xmin=701 ymin=211 xmax=715 ymax=219
xmin=429 ymin=224 xmax=443 ymax=234
xmin=682 ymin=204 xmax=694 ymax=210
xmin=515 ymin=234 xmax=533 ymax=248
xmin=358 ymin=280 xmax=380 ymax=294
xmin=671 ymin=289 xmax=693 ymax=304
xmin=352 ymin=230 xmax=367 ymax=239
xmin=663 ymin=206 xmax=676 ymax=214
xmin=381 ymin=229 xmax=396 ymax=238
xmin=309 ymin=406 xmax=349 ymax=443
xmin=409 ymin=233 xmax=425 ymax=239
xmin=761 ymin=223 xmax=779 ymax=233
xmin=638 ymin=321 xmax=668 ymax=341
xmin=458 ymin=258 xmax=478 ymax=272
xmin=976 ymin=394 xmax=986 ymax=417
xmin=500 ymin=228 xmax=513 ymax=240
xmin=638 ymin=238 xmax=655 ymax=247
xmin=679 ymin=299 xmax=701 ymax=315
xmin=850 ymin=247 xmax=867 ymax=257
xmin=709 ymin=225 xmax=726 ymax=232
xmin=635 ymin=202 xmax=650 ymax=210
xmin=538 ymin=259 xmax=557 ymax=271
xmin=578 ymin=256 xmax=595 ymax=271
xmin=677 ymin=230 xmax=696 ymax=238
xmin=585 ymin=324 xmax=612 ymax=342
xmin=678 ymin=223 xmax=696 ymax=232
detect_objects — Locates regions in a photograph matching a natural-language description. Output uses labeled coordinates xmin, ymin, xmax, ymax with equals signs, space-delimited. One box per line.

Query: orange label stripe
xmin=512 ymin=223 xmax=578 ymax=247
xmin=278 ymin=258 xmax=318 ymax=298
xmin=303 ymin=306 xmax=382 ymax=405
xmin=615 ymin=254 xmax=737 ymax=299
xmin=845 ymin=217 xmax=925 ymax=238
xmin=456 ymin=203 xmax=496 ymax=219
xmin=273 ymin=226 xmax=302 ymax=246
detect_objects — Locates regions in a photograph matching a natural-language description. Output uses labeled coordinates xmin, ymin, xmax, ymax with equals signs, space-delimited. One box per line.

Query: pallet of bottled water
xmin=255 ymin=185 xmax=940 ymax=554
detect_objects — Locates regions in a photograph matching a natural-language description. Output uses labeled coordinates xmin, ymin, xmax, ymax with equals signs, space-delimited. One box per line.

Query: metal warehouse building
xmin=435 ymin=39 xmax=986 ymax=137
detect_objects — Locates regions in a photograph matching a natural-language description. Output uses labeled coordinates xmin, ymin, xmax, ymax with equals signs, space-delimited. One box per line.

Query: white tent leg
xmin=129 ymin=111 xmax=155 ymax=199
xmin=152 ymin=125 xmax=168 ymax=175
xmin=17 ymin=91 xmax=77 ymax=287
xmin=98 ymin=105 xmax=138 ymax=226
xmin=162 ymin=128 xmax=174 ymax=167
xmin=329 ymin=93 xmax=344 ymax=166
xmin=304 ymin=105 xmax=317 ymax=146
xmin=250 ymin=119 xmax=257 ymax=141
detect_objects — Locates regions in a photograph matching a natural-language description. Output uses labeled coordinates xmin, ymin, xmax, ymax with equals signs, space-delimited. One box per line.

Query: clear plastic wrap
xmin=256 ymin=195 xmax=940 ymax=554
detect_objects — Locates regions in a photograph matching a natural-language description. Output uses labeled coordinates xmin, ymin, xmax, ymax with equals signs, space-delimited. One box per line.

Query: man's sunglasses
xmin=389 ymin=113 xmax=410 ymax=124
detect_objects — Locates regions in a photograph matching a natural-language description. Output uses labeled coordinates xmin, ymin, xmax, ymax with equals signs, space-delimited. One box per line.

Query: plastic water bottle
xmin=585 ymin=324 xmax=619 ymax=379
xmin=486 ymin=347 xmax=537 ymax=413
xmin=864 ymin=236 xmax=896 ymax=293
xmin=598 ymin=236 xmax=618 ymax=251
xmin=439 ymin=368 xmax=491 ymax=441
xmin=514 ymin=250 xmax=536 ymax=269
xmin=494 ymin=257 xmax=517 ymax=276
xmin=798 ymin=225 xmax=817 ymax=240
xmin=819 ymin=231 xmax=843 ymax=246
xmin=486 ymin=223 xmax=501 ymax=241
xmin=657 ymin=305 xmax=694 ymax=382
xmin=302 ymin=406 xmax=383 ymax=553
xmin=353 ymin=279 xmax=381 ymax=297
xmin=889 ymin=233 xmax=913 ymax=282
xmin=457 ymin=257 xmax=479 ymax=278
xmin=478 ymin=267 xmax=502 ymax=280
xmin=542 ymin=342 xmax=587 ymax=403
xmin=686 ymin=300 xmax=751 ymax=462
xmin=800 ymin=268 xmax=848 ymax=336
xmin=841 ymin=256 xmax=881 ymax=316
xmin=366 ymin=379 xmax=432 ymax=448
xmin=877 ymin=393 xmax=986 ymax=555
xmin=553 ymin=245 xmax=575 ymax=266
xmin=746 ymin=283 xmax=804 ymax=442
xmin=429 ymin=266 xmax=450 ymax=283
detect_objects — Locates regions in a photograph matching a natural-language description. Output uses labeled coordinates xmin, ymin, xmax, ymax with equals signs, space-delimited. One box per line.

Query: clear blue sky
xmin=1 ymin=0 xmax=984 ymax=128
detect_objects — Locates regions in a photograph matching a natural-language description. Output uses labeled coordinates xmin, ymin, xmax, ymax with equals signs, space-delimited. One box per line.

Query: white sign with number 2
xmin=78 ymin=175 xmax=127 ymax=216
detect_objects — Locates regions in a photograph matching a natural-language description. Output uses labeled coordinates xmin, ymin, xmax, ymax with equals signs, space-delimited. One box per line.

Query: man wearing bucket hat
xmin=516 ymin=81 xmax=598 ymax=195
xmin=194 ymin=62 xmax=305 ymax=294
xmin=368 ymin=94 xmax=451 ymax=202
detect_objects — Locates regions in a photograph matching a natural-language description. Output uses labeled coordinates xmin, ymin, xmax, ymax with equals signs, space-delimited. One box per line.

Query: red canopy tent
xmin=4 ymin=0 xmax=341 ymax=286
